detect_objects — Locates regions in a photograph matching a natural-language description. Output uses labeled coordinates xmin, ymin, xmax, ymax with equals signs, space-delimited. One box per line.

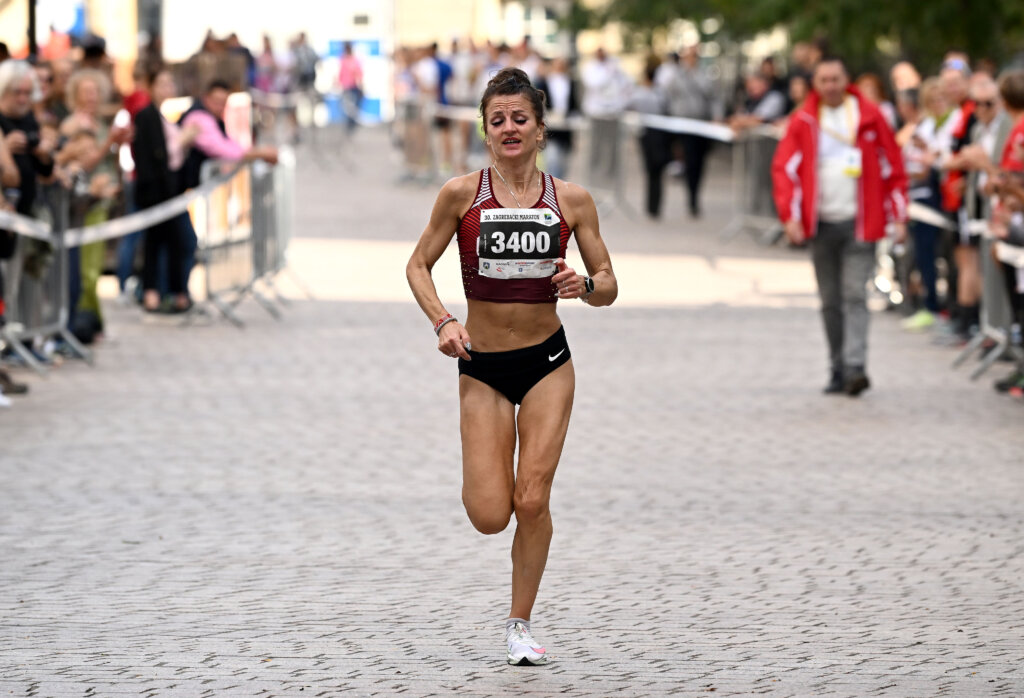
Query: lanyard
xmin=819 ymin=96 xmax=856 ymax=146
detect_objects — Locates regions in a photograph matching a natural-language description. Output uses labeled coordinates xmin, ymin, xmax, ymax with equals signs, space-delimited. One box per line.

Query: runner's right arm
xmin=407 ymin=176 xmax=475 ymax=359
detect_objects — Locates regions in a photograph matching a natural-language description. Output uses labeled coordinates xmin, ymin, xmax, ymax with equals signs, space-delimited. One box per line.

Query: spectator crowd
xmin=0 ymin=32 xmax=278 ymax=408
xmin=4 ymin=27 xmax=1024 ymax=406
xmin=387 ymin=37 xmax=1024 ymax=402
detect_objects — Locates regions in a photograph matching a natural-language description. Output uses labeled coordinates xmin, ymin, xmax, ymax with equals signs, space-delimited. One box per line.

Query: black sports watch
xmin=581 ymin=276 xmax=595 ymax=303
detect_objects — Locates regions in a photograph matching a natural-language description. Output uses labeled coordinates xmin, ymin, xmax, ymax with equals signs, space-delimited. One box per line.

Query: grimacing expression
xmin=484 ymin=94 xmax=543 ymax=158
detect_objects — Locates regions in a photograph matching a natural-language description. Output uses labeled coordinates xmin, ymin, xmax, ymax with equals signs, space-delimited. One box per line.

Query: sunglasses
xmin=976 ymin=99 xmax=997 ymax=108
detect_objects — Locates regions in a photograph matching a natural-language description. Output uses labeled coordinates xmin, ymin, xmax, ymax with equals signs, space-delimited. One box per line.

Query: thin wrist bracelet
xmin=434 ymin=313 xmax=457 ymax=335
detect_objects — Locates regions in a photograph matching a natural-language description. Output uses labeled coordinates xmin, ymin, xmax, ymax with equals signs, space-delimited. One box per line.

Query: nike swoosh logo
xmin=548 ymin=349 xmax=565 ymax=362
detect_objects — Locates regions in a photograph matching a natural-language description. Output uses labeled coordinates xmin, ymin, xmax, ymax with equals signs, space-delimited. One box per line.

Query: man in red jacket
xmin=772 ymin=57 xmax=908 ymax=396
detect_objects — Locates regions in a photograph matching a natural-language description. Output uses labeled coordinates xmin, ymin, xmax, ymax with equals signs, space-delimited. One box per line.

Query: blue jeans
xmin=116 ymin=180 xmax=140 ymax=292
xmin=151 ymin=212 xmax=198 ymax=298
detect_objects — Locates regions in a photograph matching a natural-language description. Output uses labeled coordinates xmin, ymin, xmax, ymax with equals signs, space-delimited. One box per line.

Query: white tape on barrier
xmin=434 ymin=104 xmax=483 ymax=123
xmin=0 ymin=209 xmax=52 ymax=242
xmin=250 ymin=88 xmax=338 ymax=108
xmin=996 ymin=240 xmax=1024 ymax=268
xmin=907 ymin=202 xmax=956 ymax=231
xmin=61 ymin=162 xmax=246 ymax=248
xmin=620 ymin=111 xmax=739 ymax=143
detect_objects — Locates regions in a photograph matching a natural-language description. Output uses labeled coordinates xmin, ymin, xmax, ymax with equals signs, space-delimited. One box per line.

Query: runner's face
xmin=485 ymin=94 xmax=542 ymax=160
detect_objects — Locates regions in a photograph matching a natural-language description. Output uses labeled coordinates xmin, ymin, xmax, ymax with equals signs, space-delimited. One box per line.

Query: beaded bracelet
xmin=433 ymin=313 xmax=457 ymax=335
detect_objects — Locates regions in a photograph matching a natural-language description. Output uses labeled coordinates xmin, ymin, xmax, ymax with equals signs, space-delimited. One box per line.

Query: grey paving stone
xmin=1 ymin=129 xmax=1022 ymax=697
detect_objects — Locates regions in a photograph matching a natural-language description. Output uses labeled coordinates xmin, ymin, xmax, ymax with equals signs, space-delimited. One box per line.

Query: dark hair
xmin=205 ymin=79 xmax=231 ymax=94
xmin=146 ymin=66 xmax=172 ymax=87
xmin=479 ymin=67 xmax=546 ymax=126
xmin=815 ymin=55 xmax=848 ymax=76
xmin=999 ymin=70 xmax=1024 ymax=111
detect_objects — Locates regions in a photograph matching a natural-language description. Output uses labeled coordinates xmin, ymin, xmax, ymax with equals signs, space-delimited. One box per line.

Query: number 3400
xmin=488 ymin=230 xmax=551 ymax=254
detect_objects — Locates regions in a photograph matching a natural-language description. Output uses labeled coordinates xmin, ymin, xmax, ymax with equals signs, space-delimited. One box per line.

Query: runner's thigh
xmin=460 ymin=375 xmax=517 ymax=518
xmin=515 ymin=361 xmax=575 ymax=495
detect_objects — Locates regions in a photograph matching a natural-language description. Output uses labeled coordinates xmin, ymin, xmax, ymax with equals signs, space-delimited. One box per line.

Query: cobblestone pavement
xmin=2 ymin=129 xmax=1023 ymax=697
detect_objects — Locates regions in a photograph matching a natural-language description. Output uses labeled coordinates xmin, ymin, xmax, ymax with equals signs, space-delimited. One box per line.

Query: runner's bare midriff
xmin=465 ymin=300 xmax=562 ymax=351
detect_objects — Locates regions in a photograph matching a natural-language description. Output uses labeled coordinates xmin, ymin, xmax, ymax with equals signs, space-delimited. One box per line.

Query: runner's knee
xmin=512 ymin=486 xmax=550 ymax=524
xmin=463 ymin=492 xmax=512 ymax=534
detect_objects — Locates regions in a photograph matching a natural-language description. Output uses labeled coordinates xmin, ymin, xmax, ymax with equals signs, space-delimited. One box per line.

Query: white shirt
xmin=581 ymin=58 xmax=629 ymax=117
xmin=413 ymin=57 xmax=439 ymax=97
xmin=817 ymin=95 xmax=860 ymax=223
xmin=975 ymin=117 xmax=1000 ymax=191
xmin=546 ymin=72 xmax=571 ymax=121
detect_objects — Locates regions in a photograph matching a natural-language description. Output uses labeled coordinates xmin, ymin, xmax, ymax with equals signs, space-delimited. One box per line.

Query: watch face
xmin=585 ymin=277 xmax=595 ymax=293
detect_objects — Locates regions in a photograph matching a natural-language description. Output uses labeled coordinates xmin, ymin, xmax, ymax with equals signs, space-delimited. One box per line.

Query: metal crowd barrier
xmin=0 ymin=186 xmax=92 ymax=375
xmin=0 ymin=154 xmax=297 ymax=375
xmin=191 ymin=149 xmax=297 ymax=326
xmin=721 ymin=126 xmax=784 ymax=242
xmin=904 ymin=207 xmax=1022 ymax=379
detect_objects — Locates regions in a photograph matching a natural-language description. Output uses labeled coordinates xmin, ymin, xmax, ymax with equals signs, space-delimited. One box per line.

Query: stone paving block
xmin=2 ymin=131 xmax=1022 ymax=696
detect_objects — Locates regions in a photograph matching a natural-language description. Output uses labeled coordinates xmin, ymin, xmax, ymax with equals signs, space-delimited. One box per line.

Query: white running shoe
xmin=505 ymin=621 xmax=549 ymax=666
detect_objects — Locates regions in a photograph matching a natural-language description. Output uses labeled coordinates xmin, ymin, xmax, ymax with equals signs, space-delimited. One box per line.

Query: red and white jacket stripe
xmin=771 ymin=86 xmax=908 ymax=242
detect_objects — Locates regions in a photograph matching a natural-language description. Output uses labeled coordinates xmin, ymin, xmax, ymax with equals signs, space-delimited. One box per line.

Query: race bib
xmin=477 ymin=208 xmax=560 ymax=279
xmin=842 ymin=147 xmax=862 ymax=178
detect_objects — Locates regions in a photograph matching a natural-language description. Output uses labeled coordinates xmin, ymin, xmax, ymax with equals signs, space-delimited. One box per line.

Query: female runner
xmin=407 ymin=67 xmax=617 ymax=665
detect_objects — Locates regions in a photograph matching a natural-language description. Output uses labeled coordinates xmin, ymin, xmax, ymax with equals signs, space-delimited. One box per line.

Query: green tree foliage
xmin=594 ymin=0 xmax=1024 ymax=71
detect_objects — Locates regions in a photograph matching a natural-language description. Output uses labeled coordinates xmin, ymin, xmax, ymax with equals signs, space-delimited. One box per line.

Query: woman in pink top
xmin=337 ymin=42 xmax=363 ymax=131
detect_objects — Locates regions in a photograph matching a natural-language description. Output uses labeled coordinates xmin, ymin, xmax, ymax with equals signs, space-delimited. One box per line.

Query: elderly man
xmin=0 ymin=61 xmax=57 ymax=219
xmin=772 ymin=56 xmax=908 ymax=396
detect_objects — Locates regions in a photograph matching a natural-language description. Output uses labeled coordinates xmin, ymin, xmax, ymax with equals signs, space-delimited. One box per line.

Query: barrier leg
xmin=250 ymin=286 xmax=282 ymax=320
xmin=282 ymin=266 xmax=315 ymax=301
xmin=951 ymin=331 xmax=987 ymax=369
xmin=260 ymin=276 xmax=291 ymax=306
xmin=58 ymin=326 xmax=94 ymax=365
xmin=208 ymin=293 xmax=245 ymax=327
xmin=0 ymin=327 xmax=47 ymax=376
xmin=969 ymin=331 xmax=1009 ymax=380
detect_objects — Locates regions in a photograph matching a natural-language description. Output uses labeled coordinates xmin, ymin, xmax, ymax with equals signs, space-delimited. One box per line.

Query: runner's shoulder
xmin=438 ymin=171 xmax=481 ymax=212
xmin=551 ymin=178 xmax=596 ymax=215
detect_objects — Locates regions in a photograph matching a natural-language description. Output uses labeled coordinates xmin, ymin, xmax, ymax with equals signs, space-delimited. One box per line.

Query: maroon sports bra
xmin=456 ymin=168 xmax=573 ymax=304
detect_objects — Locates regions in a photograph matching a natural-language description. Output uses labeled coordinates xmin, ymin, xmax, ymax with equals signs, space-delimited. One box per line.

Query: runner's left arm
xmin=554 ymin=182 xmax=617 ymax=307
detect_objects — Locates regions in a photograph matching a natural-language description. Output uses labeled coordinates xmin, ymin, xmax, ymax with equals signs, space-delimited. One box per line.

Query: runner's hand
xmin=438 ymin=321 xmax=472 ymax=360
xmin=552 ymin=258 xmax=583 ymax=299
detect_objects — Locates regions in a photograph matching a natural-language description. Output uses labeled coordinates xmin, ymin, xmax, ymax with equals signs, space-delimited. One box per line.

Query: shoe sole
xmin=507 ymin=654 xmax=550 ymax=666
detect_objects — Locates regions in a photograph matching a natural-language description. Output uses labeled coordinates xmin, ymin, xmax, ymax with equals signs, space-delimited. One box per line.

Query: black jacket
xmin=534 ymin=75 xmax=580 ymax=148
xmin=0 ymin=112 xmax=55 ymax=216
xmin=177 ymin=101 xmax=228 ymax=191
xmin=133 ymin=103 xmax=180 ymax=208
